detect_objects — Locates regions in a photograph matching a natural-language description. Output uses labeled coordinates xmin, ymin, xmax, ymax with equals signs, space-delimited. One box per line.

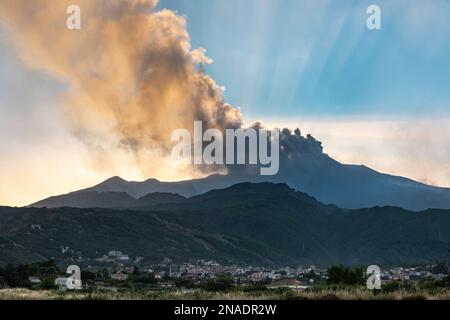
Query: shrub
xmin=382 ymin=281 xmax=402 ymax=293
xmin=201 ymin=276 xmax=234 ymax=292
xmin=327 ymin=265 xmax=366 ymax=286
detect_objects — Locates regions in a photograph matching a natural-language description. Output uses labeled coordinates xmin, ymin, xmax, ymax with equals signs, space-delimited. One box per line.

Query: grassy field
xmin=1 ymin=287 xmax=450 ymax=300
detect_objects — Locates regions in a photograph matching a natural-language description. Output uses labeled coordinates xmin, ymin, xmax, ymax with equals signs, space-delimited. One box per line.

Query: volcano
xmin=31 ymin=130 xmax=450 ymax=211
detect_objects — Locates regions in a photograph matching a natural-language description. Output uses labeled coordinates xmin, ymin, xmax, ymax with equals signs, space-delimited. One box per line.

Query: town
xmin=20 ymin=249 xmax=450 ymax=292
xmin=1 ymin=249 xmax=450 ymax=300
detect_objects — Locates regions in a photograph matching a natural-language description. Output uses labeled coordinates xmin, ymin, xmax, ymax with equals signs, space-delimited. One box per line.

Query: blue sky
xmin=159 ymin=0 xmax=450 ymax=119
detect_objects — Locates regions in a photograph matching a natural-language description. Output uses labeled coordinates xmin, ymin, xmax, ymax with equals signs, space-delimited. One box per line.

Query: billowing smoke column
xmin=0 ymin=0 xmax=241 ymax=177
xmin=280 ymin=128 xmax=323 ymax=157
xmin=0 ymin=0 xmax=324 ymax=179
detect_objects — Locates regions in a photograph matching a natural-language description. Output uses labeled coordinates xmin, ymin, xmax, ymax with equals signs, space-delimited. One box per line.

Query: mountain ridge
xmin=30 ymin=190 xmax=186 ymax=209
xmin=30 ymin=165 xmax=450 ymax=211
xmin=4 ymin=182 xmax=450 ymax=267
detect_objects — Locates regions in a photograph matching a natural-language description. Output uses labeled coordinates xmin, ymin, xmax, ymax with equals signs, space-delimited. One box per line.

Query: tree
xmin=327 ymin=265 xmax=366 ymax=286
xmin=39 ymin=278 xmax=57 ymax=290
xmin=128 ymin=272 xmax=157 ymax=285
xmin=0 ymin=260 xmax=60 ymax=289
xmin=174 ymin=278 xmax=196 ymax=289
xmin=0 ymin=264 xmax=31 ymax=288
xmin=201 ymin=276 xmax=235 ymax=292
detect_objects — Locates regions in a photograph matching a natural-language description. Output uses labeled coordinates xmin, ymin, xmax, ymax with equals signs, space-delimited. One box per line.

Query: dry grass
xmin=1 ymin=288 xmax=450 ymax=300
xmin=0 ymin=289 xmax=54 ymax=300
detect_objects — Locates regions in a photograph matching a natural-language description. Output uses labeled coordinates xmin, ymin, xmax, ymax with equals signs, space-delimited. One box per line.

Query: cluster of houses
xmin=27 ymin=249 xmax=449 ymax=291
xmin=171 ymin=260 xmax=323 ymax=286
xmin=45 ymin=261 xmax=445 ymax=291
xmin=381 ymin=266 xmax=448 ymax=282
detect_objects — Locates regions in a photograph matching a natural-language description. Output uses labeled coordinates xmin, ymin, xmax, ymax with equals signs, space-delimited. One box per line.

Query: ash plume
xmin=0 ymin=0 xmax=242 ymax=178
xmin=0 ymin=0 xmax=322 ymax=179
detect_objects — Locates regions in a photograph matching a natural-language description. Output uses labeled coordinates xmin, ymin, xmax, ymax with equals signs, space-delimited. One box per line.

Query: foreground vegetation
xmin=2 ymin=285 xmax=450 ymax=300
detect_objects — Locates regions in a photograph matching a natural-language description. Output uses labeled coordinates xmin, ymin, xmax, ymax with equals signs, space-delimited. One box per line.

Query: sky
xmin=159 ymin=0 xmax=450 ymax=119
xmin=0 ymin=0 xmax=449 ymax=206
